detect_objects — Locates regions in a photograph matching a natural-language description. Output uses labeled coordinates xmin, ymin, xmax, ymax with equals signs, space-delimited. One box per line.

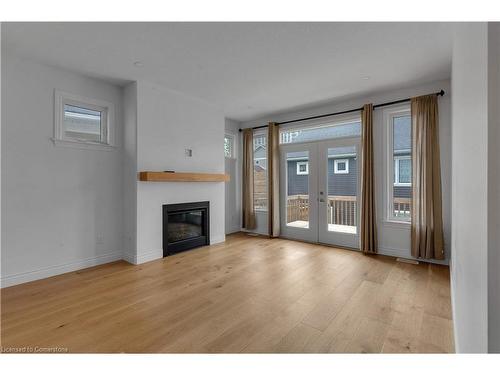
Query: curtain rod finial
xmin=438 ymin=89 xmax=445 ymax=96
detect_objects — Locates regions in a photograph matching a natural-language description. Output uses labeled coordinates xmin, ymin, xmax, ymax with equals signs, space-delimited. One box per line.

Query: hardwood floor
xmin=0 ymin=233 xmax=454 ymax=353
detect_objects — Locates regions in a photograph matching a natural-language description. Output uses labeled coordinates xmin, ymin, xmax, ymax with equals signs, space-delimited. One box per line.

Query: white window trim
xmin=394 ymin=155 xmax=411 ymax=186
xmin=296 ymin=161 xmax=309 ymax=175
xmin=334 ymin=159 xmax=349 ymax=174
xmin=53 ymin=90 xmax=115 ymax=151
xmin=383 ymin=104 xmax=411 ymax=224
xmin=224 ymin=133 xmax=235 ymax=159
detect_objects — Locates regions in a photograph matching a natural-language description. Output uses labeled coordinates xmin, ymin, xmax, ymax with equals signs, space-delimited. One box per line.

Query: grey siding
xmin=287 ymin=157 xmax=357 ymax=196
xmin=327 ymin=157 xmax=357 ymax=196
xmin=287 ymin=160 xmax=309 ymax=195
xmin=287 ymin=157 xmax=411 ymax=198
xmin=394 ymin=186 xmax=411 ymax=198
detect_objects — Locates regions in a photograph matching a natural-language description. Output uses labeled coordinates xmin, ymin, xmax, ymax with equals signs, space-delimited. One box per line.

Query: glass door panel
xmin=318 ymin=139 xmax=360 ymax=248
xmin=326 ymin=145 xmax=358 ymax=234
xmin=286 ymin=151 xmax=310 ymax=229
xmin=280 ymin=143 xmax=318 ymax=243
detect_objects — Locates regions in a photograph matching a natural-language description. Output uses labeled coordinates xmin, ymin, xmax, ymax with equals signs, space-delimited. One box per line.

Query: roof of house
xmin=286 ymin=147 xmax=357 ymax=160
xmin=287 ymin=121 xmax=361 ymax=143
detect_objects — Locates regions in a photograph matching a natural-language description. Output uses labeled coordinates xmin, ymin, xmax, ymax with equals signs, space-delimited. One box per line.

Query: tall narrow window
xmin=253 ymin=132 xmax=267 ymax=211
xmin=224 ymin=134 xmax=234 ymax=158
xmin=387 ymin=109 xmax=412 ymax=222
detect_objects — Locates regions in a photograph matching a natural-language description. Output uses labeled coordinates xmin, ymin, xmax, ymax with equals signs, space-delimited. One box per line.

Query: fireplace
xmin=163 ymin=201 xmax=210 ymax=257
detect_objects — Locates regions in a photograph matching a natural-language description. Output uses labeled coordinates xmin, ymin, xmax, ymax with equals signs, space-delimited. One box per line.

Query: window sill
xmin=51 ymin=138 xmax=116 ymax=151
xmin=382 ymin=220 xmax=411 ymax=229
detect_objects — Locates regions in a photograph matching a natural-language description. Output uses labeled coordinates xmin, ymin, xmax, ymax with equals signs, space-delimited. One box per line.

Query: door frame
xmin=279 ymin=136 xmax=361 ymax=250
xmin=317 ymin=137 xmax=361 ymax=249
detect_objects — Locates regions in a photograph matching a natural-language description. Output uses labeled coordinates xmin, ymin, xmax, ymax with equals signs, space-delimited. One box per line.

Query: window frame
xmin=224 ymin=134 xmax=235 ymax=159
xmin=296 ymin=161 xmax=309 ymax=175
xmin=384 ymin=104 xmax=412 ymax=224
xmin=334 ymin=158 xmax=349 ymax=174
xmin=394 ymin=155 xmax=411 ymax=186
xmin=53 ymin=90 xmax=115 ymax=151
xmin=253 ymin=130 xmax=268 ymax=212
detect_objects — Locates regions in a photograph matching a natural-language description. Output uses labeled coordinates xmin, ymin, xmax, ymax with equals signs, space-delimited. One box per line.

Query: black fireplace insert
xmin=162 ymin=201 xmax=209 ymax=257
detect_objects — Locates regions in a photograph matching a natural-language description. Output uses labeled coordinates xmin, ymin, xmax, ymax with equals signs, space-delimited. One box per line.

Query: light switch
xmin=185 ymin=149 xmax=193 ymax=157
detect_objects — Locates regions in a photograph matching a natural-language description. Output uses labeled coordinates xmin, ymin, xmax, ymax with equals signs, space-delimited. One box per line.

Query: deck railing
xmin=393 ymin=197 xmax=411 ymax=219
xmin=327 ymin=195 xmax=357 ymax=227
xmin=286 ymin=195 xmax=357 ymax=226
xmin=286 ymin=195 xmax=310 ymax=222
xmin=286 ymin=195 xmax=412 ymax=226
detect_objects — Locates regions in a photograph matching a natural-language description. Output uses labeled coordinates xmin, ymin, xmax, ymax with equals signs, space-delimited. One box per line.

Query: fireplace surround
xmin=162 ymin=201 xmax=210 ymax=257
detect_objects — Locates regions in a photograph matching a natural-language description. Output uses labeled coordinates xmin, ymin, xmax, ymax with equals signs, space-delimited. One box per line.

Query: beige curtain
xmin=411 ymin=95 xmax=444 ymax=260
xmin=360 ymin=103 xmax=377 ymax=254
xmin=267 ymin=123 xmax=280 ymax=237
xmin=242 ymin=129 xmax=256 ymax=230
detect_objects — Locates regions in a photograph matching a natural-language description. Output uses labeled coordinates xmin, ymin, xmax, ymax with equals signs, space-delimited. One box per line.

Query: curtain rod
xmin=238 ymin=89 xmax=445 ymax=132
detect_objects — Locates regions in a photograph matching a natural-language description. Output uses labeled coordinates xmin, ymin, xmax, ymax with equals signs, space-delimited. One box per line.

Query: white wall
xmin=224 ymin=118 xmax=241 ymax=234
xmin=240 ymin=80 xmax=452 ymax=261
xmin=488 ymin=22 xmax=500 ymax=353
xmin=451 ymin=23 xmax=489 ymax=353
xmin=1 ymin=52 xmax=124 ymax=287
xmin=124 ymin=81 xmax=225 ymax=264
xmin=122 ymin=82 xmax=138 ymax=260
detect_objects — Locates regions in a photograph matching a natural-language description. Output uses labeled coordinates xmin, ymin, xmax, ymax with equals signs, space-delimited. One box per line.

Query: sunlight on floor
xmin=286 ymin=220 xmax=357 ymax=234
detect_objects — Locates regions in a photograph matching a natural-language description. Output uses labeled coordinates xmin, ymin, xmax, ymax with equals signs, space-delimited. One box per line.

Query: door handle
xmin=319 ymin=198 xmax=325 ymax=203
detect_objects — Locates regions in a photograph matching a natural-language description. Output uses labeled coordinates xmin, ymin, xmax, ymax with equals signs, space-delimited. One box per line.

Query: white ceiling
xmin=2 ymin=22 xmax=454 ymax=121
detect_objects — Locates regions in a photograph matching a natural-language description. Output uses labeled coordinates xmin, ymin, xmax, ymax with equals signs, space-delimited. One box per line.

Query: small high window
xmin=296 ymin=161 xmax=309 ymax=175
xmin=334 ymin=159 xmax=349 ymax=174
xmin=53 ymin=90 xmax=114 ymax=150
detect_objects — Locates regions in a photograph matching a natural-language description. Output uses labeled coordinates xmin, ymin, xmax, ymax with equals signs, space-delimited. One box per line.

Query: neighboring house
xmin=280 ymin=118 xmax=411 ymax=199
xmin=252 ymin=118 xmax=411 ymax=200
xmin=253 ymin=135 xmax=268 ymax=209
xmin=286 ymin=148 xmax=358 ymax=196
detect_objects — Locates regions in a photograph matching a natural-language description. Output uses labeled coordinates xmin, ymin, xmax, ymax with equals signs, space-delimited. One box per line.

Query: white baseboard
xmin=124 ymin=235 xmax=226 ymax=265
xmin=378 ymin=246 xmax=449 ymax=265
xmin=125 ymin=241 xmax=226 ymax=265
xmin=211 ymin=235 xmax=225 ymax=245
xmin=122 ymin=252 xmax=137 ymax=265
xmin=123 ymin=249 xmax=162 ymax=265
xmin=0 ymin=251 xmax=123 ymax=288
xmin=378 ymin=246 xmax=410 ymax=259
xmin=225 ymin=227 xmax=241 ymax=235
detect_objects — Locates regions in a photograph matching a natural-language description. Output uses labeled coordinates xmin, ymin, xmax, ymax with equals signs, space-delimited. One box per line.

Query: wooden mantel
xmin=139 ymin=171 xmax=230 ymax=182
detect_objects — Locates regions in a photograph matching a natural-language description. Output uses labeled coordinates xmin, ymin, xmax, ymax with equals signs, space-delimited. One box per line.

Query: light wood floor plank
xmin=1 ymin=233 xmax=454 ymax=353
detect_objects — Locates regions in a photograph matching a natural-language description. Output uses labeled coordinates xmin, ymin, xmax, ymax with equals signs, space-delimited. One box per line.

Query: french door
xmin=280 ymin=138 xmax=360 ymax=249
